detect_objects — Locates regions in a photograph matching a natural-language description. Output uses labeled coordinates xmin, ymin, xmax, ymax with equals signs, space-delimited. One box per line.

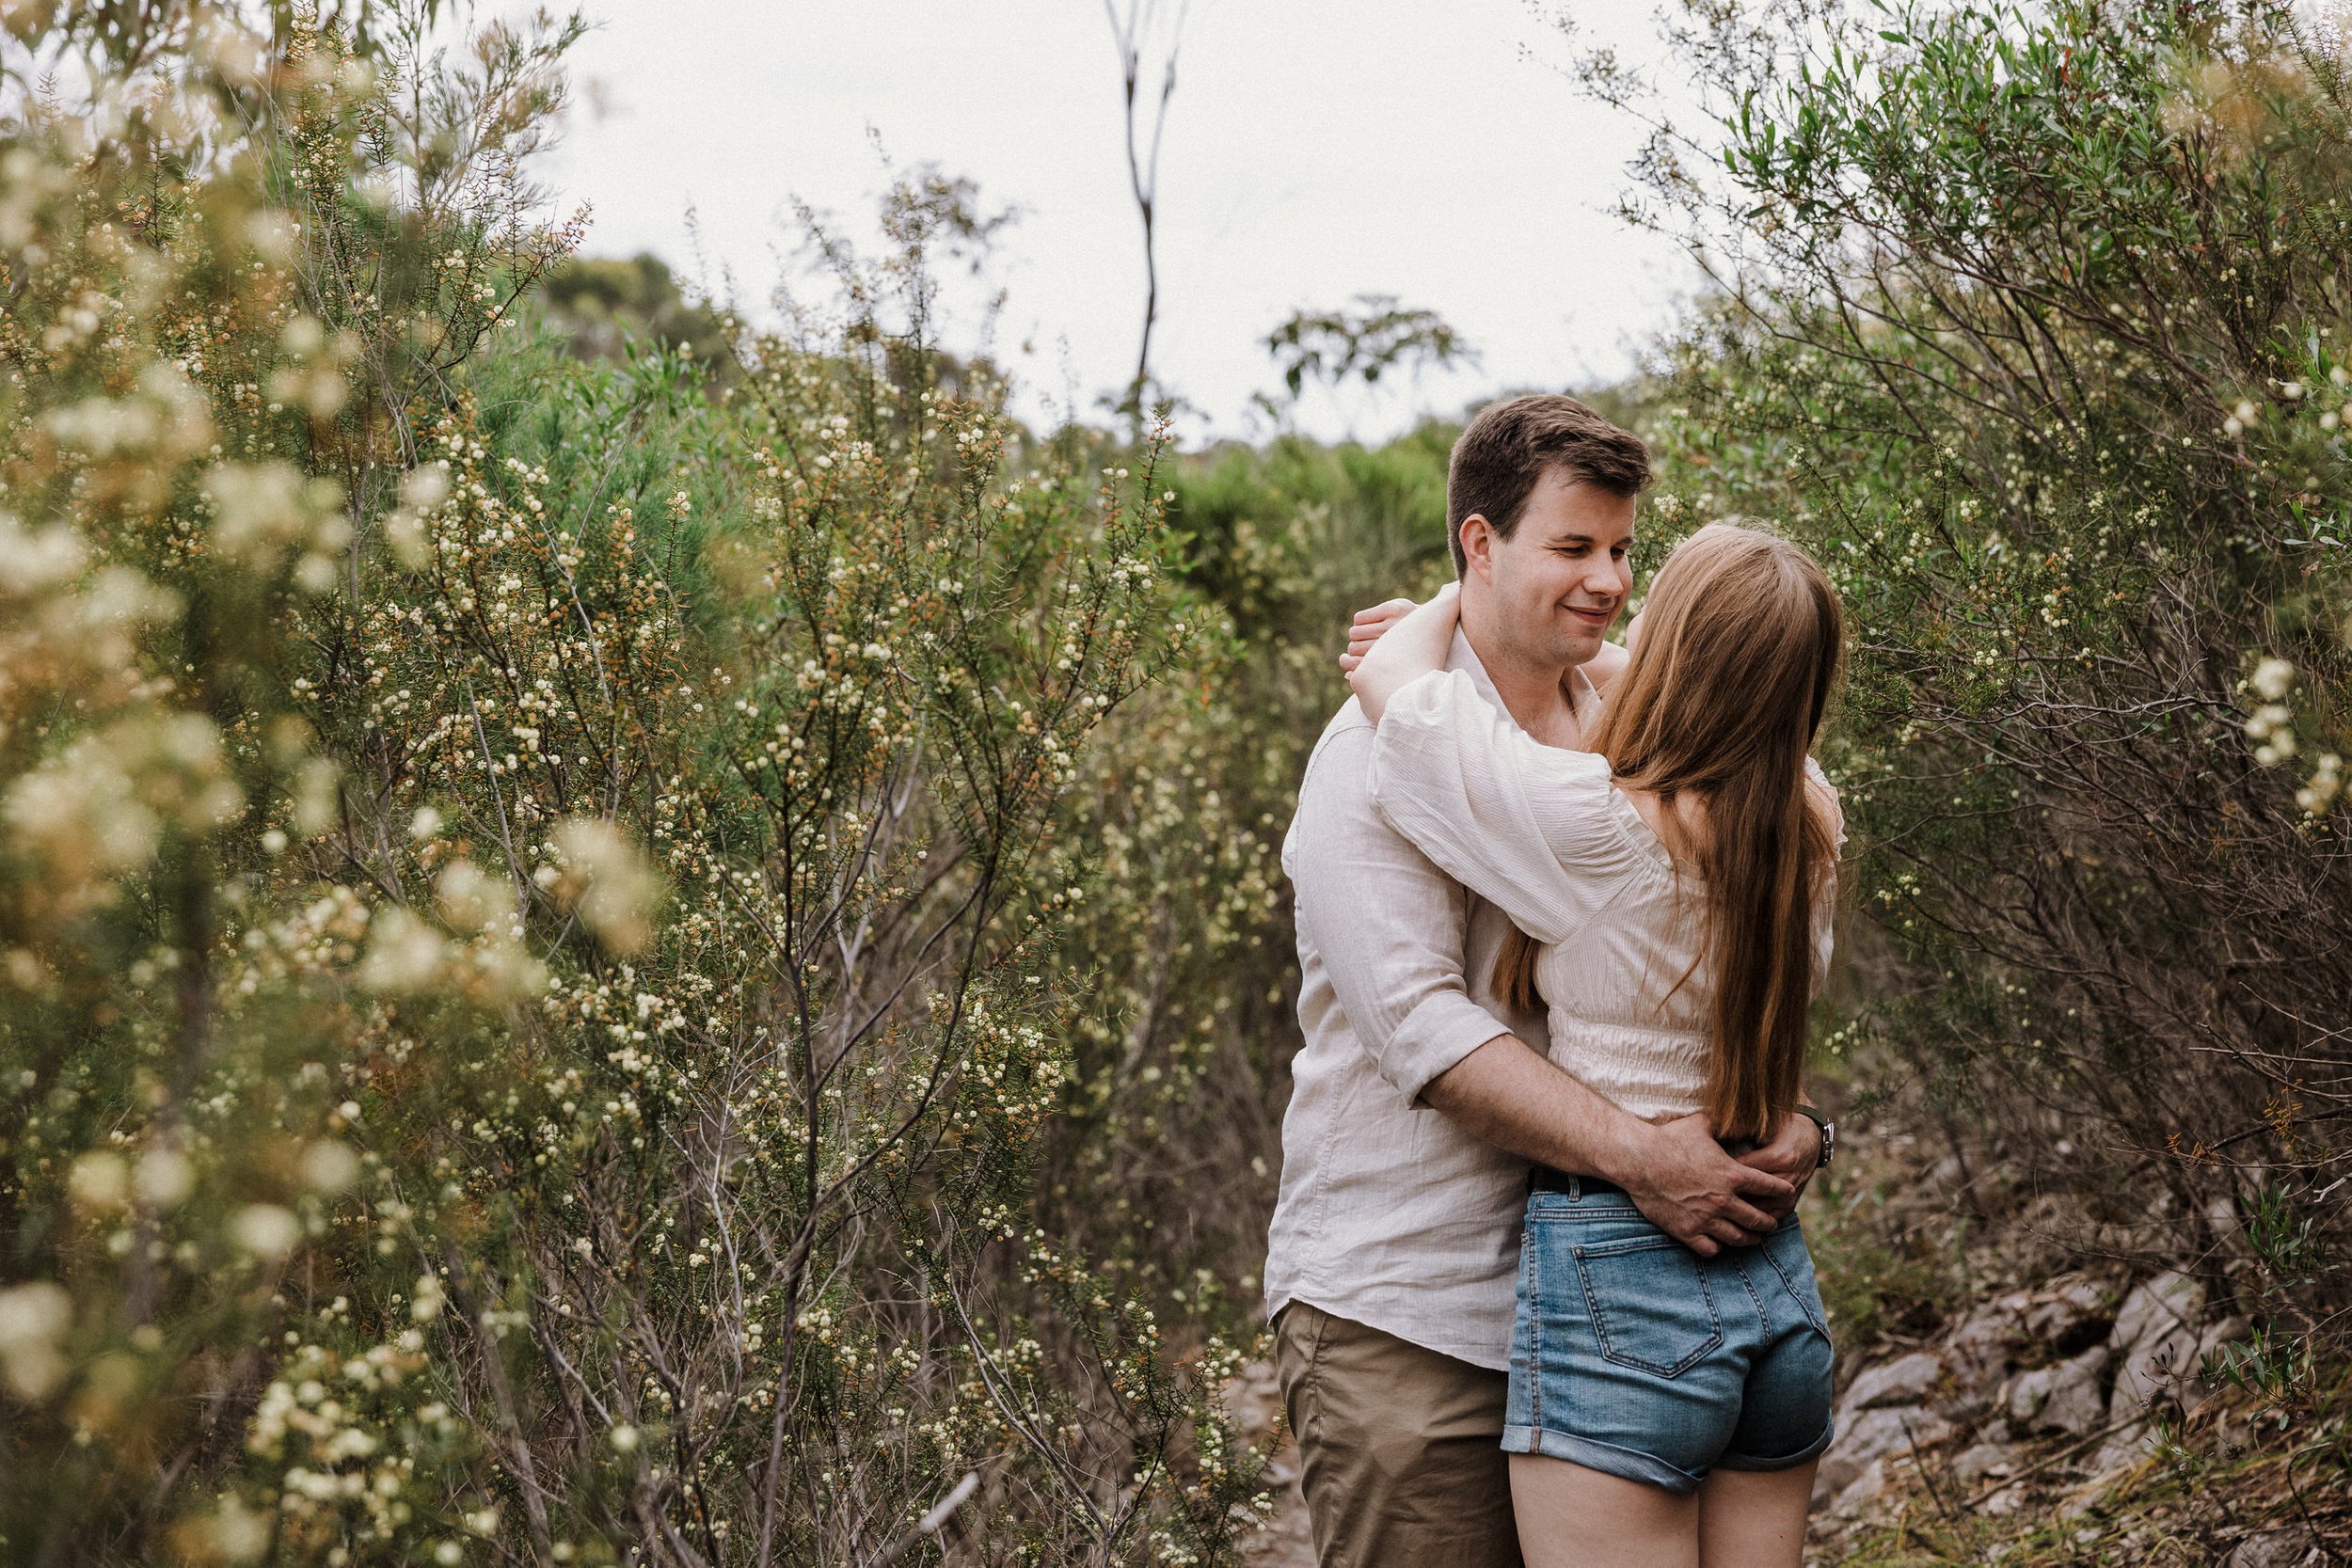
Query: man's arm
xmin=1422 ymin=1037 xmax=1793 ymax=1257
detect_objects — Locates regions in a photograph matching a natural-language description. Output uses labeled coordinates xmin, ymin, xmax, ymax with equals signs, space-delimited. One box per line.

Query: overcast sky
xmin=531 ymin=1 xmax=1697 ymax=444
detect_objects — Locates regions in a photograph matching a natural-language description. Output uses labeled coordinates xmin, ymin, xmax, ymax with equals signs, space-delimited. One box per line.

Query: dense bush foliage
xmin=0 ymin=8 xmax=1304 ymax=1563
xmin=1597 ymin=0 xmax=2350 ymax=1363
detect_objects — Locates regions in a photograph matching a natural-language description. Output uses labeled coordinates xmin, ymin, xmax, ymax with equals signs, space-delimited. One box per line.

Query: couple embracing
xmin=1265 ymin=395 xmax=1845 ymax=1568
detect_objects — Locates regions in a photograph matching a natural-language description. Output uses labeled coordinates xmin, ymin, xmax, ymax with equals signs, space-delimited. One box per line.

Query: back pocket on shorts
xmin=1571 ymin=1235 xmax=1724 ymax=1377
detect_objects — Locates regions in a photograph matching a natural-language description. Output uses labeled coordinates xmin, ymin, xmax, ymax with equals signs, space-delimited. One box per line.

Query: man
xmin=1265 ymin=395 xmax=1829 ymax=1567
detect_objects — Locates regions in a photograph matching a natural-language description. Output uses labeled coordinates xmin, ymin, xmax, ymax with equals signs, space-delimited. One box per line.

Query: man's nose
xmin=1579 ymin=561 xmax=1622 ymax=600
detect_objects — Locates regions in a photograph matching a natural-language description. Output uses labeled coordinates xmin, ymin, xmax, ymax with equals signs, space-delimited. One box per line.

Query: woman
xmin=1347 ymin=521 xmax=1844 ymax=1568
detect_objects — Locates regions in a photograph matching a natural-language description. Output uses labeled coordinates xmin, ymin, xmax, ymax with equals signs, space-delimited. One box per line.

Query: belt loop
xmin=1567 ymin=1174 xmax=1583 ymax=1203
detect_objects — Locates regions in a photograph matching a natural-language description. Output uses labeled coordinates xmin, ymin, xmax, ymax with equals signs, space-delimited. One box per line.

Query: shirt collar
xmin=1445 ymin=625 xmax=1506 ymax=712
xmin=1448 ymin=626 xmax=1603 ymax=736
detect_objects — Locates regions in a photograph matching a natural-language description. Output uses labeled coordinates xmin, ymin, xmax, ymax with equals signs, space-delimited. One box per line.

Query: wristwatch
xmin=1792 ymin=1103 xmax=1836 ymax=1170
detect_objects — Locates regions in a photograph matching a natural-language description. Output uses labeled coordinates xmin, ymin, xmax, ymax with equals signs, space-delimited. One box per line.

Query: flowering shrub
xmin=1597 ymin=0 xmax=2350 ymax=1335
xmin=0 ymin=8 xmax=1269 ymax=1564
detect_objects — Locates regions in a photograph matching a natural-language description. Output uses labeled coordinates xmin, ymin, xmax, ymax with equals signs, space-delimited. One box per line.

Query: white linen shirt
xmin=1263 ymin=631 xmax=1580 ymax=1371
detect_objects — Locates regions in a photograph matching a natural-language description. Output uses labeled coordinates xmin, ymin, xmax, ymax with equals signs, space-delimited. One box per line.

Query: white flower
xmin=230 ymin=1204 xmax=300 ymax=1259
xmin=135 ymin=1147 xmax=195 ymax=1209
xmin=298 ymin=1141 xmax=359 ymax=1193
xmin=69 ymin=1152 xmax=129 ymax=1212
xmin=2251 ymin=657 xmax=2296 ymax=702
xmin=0 ymin=1282 xmax=72 ymax=1398
xmin=610 ymin=1423 xmax=640 ymax=1453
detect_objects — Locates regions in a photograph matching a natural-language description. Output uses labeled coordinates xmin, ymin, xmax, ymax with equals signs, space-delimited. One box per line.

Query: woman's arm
xmin=1366 ymin=669 xmax=1630 ymax=946
xmin=1346 ymin=582 xmax=1459 ymax=723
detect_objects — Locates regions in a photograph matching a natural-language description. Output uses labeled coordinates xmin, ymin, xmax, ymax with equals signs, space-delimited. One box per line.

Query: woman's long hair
xmin=1493 ymin=521 xmax=1844 ymax=1145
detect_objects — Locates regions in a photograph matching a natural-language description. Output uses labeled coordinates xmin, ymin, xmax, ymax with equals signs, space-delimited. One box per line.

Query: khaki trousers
xmin=1272 ymin=1301 xmax=1523 ymax=1568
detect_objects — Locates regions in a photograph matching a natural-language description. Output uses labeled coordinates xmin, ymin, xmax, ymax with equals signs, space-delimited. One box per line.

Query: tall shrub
xmin=0 ymin=7 xmax=1264 ymax=1563
xmin=1590 ymin=0 xmax=2351 ymax=1341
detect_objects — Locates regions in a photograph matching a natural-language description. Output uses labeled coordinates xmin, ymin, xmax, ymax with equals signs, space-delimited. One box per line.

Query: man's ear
xmin=1458 ymin=514 xmax=1497 ymax=582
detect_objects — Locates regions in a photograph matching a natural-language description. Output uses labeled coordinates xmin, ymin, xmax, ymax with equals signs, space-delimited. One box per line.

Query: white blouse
xmin=1369 ymin=669 xmax=1839 ymax=1122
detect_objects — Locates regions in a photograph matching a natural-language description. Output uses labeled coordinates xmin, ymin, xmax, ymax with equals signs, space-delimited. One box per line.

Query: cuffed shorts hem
xmin=1718 ymin=1415 xmax=1836 ymax=1472
xmin=1500 ymin=1424 xmax=1704 ymax=1496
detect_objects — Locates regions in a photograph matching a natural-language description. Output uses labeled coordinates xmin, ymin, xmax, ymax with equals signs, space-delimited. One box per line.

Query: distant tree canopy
xmin=536 ymin=253 xmax=736 ymax=370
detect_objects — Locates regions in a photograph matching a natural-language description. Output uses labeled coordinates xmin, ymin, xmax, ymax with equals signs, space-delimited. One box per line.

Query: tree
xmin=1102 ymin=0 xmax=1188 ymax=434
xmin=1258 ymin=294 xmax=1479 ymax=438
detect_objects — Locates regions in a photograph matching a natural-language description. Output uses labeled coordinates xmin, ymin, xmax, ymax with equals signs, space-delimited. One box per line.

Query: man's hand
xmin=1735 ymin=1109 xmax=1824 ymax=1221
xmin=1339 ymin=596 xmax=1416 ymax=673
xmin=1614 ymin=1114 xmax=1794 ymax=1259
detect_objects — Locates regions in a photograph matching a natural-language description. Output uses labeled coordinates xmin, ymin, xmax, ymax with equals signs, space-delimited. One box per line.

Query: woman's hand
xmin=1348 ymin=582 xmax=1461 ymax=723
xmin=1340 ymin=596 xmax=1418 ymax=673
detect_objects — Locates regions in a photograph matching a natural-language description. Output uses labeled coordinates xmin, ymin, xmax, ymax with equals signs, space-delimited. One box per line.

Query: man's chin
xmin=1553 ymin=625 xmax=1608 ymax=668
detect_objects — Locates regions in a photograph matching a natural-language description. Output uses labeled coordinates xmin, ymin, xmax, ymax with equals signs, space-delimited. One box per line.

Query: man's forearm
xmin=1424 ymin=1033 xmax=1797 ymax=1256
xmin=1421 ymin=1032 xmax=1641 ymax=1179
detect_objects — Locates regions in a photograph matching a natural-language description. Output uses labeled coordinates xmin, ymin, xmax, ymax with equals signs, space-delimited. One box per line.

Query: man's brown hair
xmin=1446 ymin=394 xmax=1652 ymax=573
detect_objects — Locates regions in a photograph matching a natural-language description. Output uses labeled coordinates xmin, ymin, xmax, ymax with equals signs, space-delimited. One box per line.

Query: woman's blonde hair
xmin=1494 ymin=520 xmax=1844 ymax=1145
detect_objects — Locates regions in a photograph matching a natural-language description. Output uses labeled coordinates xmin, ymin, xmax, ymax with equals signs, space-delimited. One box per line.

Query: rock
xmin=2110 ymin=1271 xmax=2204 ymax=1355
xmin=1841 ymin=1350 xmax=1946 ymax=1412
xmin=2008 ymin=1344 xmax=2109 ymax=1435
xmin=2023 ymin=1276 xmax=2109 ymax=1346
xmin=1980 ymin=1486 xmax=2028 ymax=1517
xmin=2230 ymin=1528 xmax=2315 ymax=1568
xmin=2090 ymin=1418 xmax=2155 ymax=1475
xmin=2062 ymin=1461 xmax=2137 ymax=1520
xmin=2105 ymin=1271 xmax=2208 ymax=1423
xmin=2200 ymin=1315 xmax=2251 ymax=1356
xmin=2207 ymin=1195 xmax=2249 ymax=1247
xmin=2040 ymin=1356 xmax=2109 ymax=1435
xmin=1946 ymin=1293 xmax=2032 ymax=1398
xmin=1816 ymin=1403 xmax=1955 ymax=1493
xmin=1832 ymin=1457 xmax=1889 ymax=1517
xmin=1950 ymin=1441 xmax=2015 ymax=1489
xmin=1220 ymin=1357 xmax=1284 ymax=1434
xmin=2113 ymin=1320 xmax=2201 ymax=1418
xmin=2173 ymin=1316 xmax=2253 ymax=1416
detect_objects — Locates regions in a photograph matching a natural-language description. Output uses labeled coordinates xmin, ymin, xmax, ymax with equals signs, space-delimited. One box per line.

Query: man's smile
xmin=1564 ymin=603 xmax=1618 ymax=627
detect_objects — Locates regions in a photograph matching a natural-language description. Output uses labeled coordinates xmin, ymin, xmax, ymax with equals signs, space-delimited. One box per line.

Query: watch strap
xmin=1792 ymin=1102 xmax=1834 ymax=1168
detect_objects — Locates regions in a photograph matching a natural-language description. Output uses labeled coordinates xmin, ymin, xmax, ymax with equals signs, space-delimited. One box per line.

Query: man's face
xmin=1462 ymin=469 xmax=1635 ymax=670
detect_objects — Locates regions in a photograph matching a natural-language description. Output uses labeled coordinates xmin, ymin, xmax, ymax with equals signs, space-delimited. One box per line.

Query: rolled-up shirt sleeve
xmin=1288 ymin=718 xmax=1517 ymax=1103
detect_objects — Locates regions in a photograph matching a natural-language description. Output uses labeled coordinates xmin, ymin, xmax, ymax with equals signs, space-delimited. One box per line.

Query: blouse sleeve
xmin=1805 ymin=757 xmax=1844 ymax=994
xmin=1368 ymin=670 xmax=1648 ymax=946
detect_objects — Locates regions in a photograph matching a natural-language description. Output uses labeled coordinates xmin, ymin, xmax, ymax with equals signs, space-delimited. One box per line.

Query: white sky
xmin=532 ymin=1 xmax=1697 ymax=444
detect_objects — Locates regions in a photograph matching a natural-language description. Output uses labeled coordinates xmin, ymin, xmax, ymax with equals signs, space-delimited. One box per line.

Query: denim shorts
xmin=1501 ymin=1183 xmax=1836 ymax=1495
